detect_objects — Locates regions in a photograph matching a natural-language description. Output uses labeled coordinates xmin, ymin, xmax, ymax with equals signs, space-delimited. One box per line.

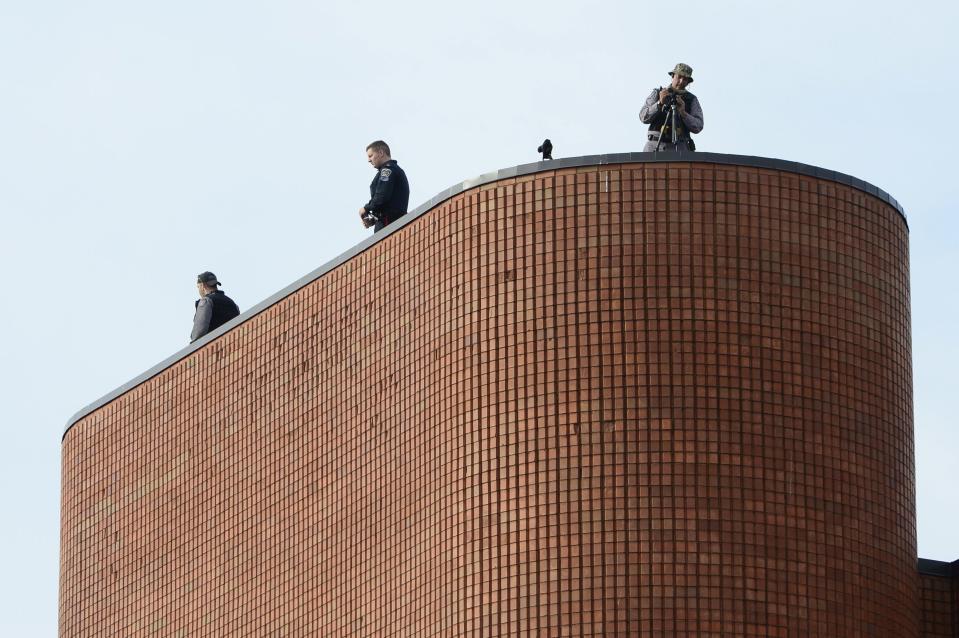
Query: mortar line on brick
xmin=641 ymin=162 xmax=654 ymax=624
xmin=665 ymin=161 xmax=678 ymax=625
xmin=617 ymin=165 xmax=633 ymax=632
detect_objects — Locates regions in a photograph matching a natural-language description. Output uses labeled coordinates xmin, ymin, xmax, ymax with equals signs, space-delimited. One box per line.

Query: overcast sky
xmin=1 ymin=1 xmax=956 ymax=634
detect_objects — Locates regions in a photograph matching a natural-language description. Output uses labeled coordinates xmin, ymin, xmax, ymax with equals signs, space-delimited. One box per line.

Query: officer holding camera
xmin=639 ymin=63 xmax=704 ymax=152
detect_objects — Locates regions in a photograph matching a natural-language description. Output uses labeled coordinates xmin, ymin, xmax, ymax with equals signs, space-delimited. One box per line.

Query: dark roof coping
xmin=62 ymin=151 xmax=908 ymax=441
xmin=918 ymin=558 xmax=959 ymax=577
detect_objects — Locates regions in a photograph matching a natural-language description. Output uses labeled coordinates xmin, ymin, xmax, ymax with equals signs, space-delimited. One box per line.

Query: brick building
xmin=60 ymin=154 xmax=958 ymax=636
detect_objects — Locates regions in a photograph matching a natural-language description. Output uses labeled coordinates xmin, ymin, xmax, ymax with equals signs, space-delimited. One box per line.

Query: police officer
xmin=639 ymin=63 xmax=704 ymax=152
xmin=191 ymin=271 xmax=240 ymax=342
xmin=358 ymin=140 xmax=410 ymax=232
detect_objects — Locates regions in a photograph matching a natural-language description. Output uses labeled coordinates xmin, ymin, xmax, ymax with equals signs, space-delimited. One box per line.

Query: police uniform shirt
xmin=364 ymin=159 xmax=410 ymax=227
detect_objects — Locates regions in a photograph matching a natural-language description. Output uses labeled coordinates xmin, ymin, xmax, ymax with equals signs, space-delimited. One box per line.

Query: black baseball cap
xmin=197 ymin=271 xmax=221 ymax=286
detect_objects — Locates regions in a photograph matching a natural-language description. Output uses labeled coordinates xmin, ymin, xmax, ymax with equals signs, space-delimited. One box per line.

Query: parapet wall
xmin=61 ymin=155 xmax=917 ymax=636
xmin=919 ymin=559 xmax=959 ymax=637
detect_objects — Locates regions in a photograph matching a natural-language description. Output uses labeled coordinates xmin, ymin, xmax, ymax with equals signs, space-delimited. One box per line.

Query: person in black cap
xmin=358 ymin=140 xmax=410 ymax=232
xmin=191 ymin=271 xmax=240 ymax=342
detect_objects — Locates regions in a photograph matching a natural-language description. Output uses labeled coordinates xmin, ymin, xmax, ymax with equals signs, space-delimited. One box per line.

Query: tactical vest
xmin=647 ymin=91 xmax=696 ymax=140
xmin=198 ymin=291 xmax=240 ymax=332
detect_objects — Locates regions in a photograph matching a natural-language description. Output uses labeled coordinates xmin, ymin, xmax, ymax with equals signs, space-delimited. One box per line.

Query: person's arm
xmin=191 ymin=297 xmax=212 ymax=342
xmin=363 ymin=166 xmax=396 ymax=214
xmin=639 ymin=89 xmax=661 ymax=124
xmin=680 ymin=95 xmax=704 ymax=133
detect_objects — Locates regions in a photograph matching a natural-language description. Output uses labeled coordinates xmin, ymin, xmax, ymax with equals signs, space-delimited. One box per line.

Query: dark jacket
xmin=191 ymin=290 xmax=240 ymax=342
xmin=639 ymin=88 xmax=704 ymax=141
xmin=364 ymin=159 xmax=409 ymax=230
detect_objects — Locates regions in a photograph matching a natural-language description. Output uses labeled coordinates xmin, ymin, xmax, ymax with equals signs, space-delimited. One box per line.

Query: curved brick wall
xmin=61 ymin=159 xmax=916 ymax=636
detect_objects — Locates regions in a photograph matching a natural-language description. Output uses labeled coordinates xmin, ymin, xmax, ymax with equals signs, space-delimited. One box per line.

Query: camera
xmin=661 ymin=88 xmax=678 ymax=109
xmin=361 ymin=211 xmax=378 ymax=228
xmin=537 ymin=138 xmax=553 ymax=160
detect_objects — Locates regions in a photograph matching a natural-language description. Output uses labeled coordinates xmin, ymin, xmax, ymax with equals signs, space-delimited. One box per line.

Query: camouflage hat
xmin=668 ymin=63 xmax=694 ymax=82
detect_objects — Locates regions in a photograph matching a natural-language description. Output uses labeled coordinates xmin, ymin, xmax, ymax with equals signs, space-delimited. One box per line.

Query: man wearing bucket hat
xmin=190 ymin=271 xmax=240 ymax=342
xmin=639 ymin=63 xmax=704 ymax=152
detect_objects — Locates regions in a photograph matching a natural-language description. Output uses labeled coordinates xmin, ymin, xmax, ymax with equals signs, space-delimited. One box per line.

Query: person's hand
xmin=359 ymin=207 xmax=374 ymax=228
xmin=658 ymin=88 xmax=670 ymax=104
xmin=675 ymin=95 xmax=686 ymax=114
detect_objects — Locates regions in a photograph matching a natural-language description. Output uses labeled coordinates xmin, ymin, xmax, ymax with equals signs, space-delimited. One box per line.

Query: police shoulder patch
xmin=379 ymin=168 xmax=392 ymax=181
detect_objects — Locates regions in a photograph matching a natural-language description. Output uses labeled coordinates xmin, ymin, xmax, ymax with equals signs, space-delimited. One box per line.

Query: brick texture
xmin=61 ymin=162 xmax=918 ymax=636
xmin=919 ymin=566 xmax=959 ymax=637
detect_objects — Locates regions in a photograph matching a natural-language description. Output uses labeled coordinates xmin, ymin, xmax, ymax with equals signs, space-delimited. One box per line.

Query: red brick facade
xmin=919 ymin=561 xmax=959 ymax=637
xmin=61 ymin=161 xmax=921 ymax=635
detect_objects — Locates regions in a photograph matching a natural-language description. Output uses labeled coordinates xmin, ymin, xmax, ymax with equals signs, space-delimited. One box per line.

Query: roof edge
xmin=918 ymin=557 xmax=959 ymax=577
xmin=62 ymin=151 xmax=908 ymax=441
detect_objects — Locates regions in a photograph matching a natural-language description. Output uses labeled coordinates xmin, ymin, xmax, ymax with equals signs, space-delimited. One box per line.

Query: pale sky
xmin=1 ymin=1 xmax=956 ymax=634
